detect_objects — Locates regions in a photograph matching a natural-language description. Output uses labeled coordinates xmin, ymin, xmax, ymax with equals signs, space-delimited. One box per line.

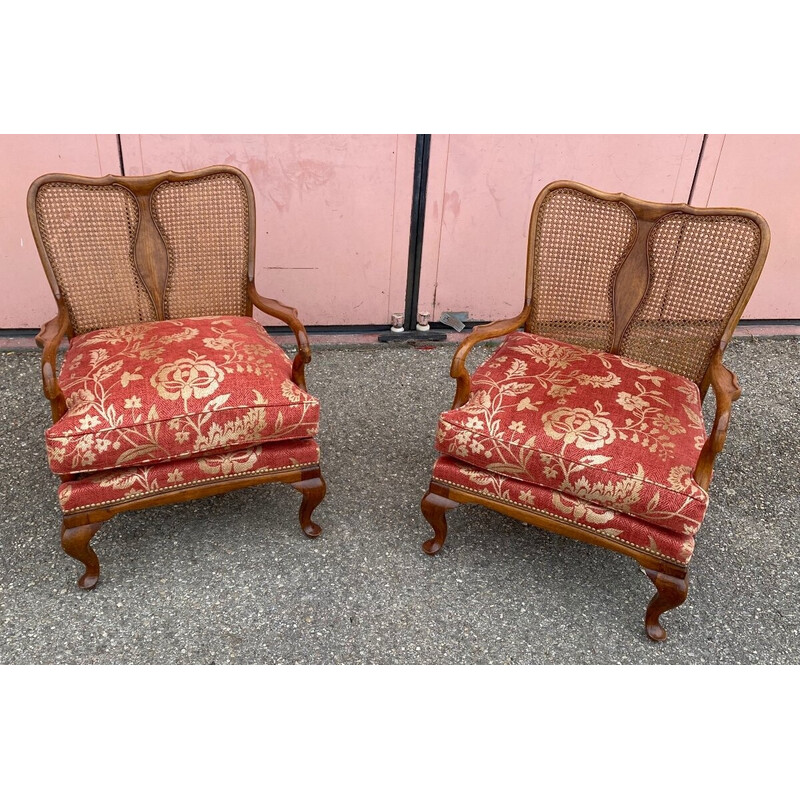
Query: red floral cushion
xmin=46 ymin=316 xmax=319 ymax=476
xmin=59 ymin=439 xmax=320 ymax=513
xmin=432 ymin=455 xmax=695 ymax=565
xmin=436 ymin=332 xmax=708 ymax=536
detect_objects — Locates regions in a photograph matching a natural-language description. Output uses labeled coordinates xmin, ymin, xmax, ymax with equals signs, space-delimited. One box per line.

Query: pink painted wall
xmin=121 ymin=134 xmax=414 ymax=327
xmin=417 ymin=134 xmax=705 ymax=323
xmin=692 ymin=134 xmax=799 ymax=319
xmin=0 ymin=135 xmax=121 ymax=328
xmin=1 ymin=134 xmax=797 ymax=329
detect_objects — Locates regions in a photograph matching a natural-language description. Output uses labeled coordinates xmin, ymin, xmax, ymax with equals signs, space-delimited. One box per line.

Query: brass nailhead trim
xmin=62 ymin=461 xmax=319 ymax=513
xmin=434 ymin=477 xmax=690 ymax=566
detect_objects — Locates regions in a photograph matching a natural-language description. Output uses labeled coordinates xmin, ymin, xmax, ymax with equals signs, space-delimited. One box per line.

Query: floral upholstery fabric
xmin=431 ymin=455 xmax=694 ymax=565
xmin=47 ymin=316 xmax=319 ymax=477
xmin=59 ymin=439 xmax=320 ymax=513
xmin=436 ymin=332 xmax=708 ymax=537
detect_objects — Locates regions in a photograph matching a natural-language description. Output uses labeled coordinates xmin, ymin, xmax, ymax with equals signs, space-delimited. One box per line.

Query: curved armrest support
xmin=248 ymin=284 xmax=311 ymax=390
xmin=693 ymin=348 xmax=741 ymax=491
xmin=449 ymin=307 xmax=530 ymax=409
xmin=36 ymin=307 xmax=71 ymax=423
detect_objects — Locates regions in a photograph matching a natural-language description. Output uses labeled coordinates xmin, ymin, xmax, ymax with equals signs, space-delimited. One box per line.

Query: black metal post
xmin=404 ymin=134 xmax=431 ymax=331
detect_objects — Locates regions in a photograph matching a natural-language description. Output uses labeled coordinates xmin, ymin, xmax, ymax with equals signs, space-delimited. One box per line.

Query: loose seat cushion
xmin=431 ymin=455 xmax=695 ymax=565
xmin=58 ymin=438 xmax=320 ymax=514
xmin=436 ymin=332 xmax=709 ymax=536
xmin=46 ymin=316 xmax=319 ymax=476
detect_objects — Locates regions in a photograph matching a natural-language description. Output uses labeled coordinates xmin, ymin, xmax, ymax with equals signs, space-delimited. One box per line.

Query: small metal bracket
xmin=439 ymin=311 xmax=468 ymax=332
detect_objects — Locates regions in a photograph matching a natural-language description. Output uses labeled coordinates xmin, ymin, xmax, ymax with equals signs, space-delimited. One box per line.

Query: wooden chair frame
xmin=28 ymin=166 xmax=325 ymax=588
xmin=421 ymin=180 xmax=770 ymax=640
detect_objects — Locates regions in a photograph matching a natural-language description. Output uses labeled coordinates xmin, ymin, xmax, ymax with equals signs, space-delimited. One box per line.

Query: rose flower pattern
xmin=435 ymin=332 xmax=709 ymax=540
xmin=46 ymin=316 xmax=319 ymax=476
xmin=151 ymin=356 xmax=226 ymax=401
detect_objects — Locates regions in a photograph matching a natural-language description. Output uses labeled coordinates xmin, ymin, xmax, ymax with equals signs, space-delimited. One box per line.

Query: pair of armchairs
xmin=28 ymin=166 xmax=769 ymax=641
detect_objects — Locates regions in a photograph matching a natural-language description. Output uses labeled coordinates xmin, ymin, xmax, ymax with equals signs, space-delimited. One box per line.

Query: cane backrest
xmin=28 ymin=166 xmax=255 ymax=336
xmin=525 ymin=182 xmax=769 ymax=388
xmin=620 ymin=212 xmax=762 ymax=382
xmin=526 ymin=186 xmax=637 ymax=352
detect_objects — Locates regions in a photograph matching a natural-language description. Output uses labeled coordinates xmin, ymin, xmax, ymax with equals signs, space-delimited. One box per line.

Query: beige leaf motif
xmin=93 ymin=359 xmax=124 ymax=382
xmin=580 ymin=454 xmax=612 ymax=466
xmin=199 ymin=449 xmax=259 ymax=476
xmin=120 ymin=371 xmax=144 ymax=388
xmin=88 ymin=348 xmax=109 ymax=368
xmin=682 ymin=404 xmax=705 ymax=430
xmin=676 ymin=384 xmax=699 ymax=402
xmin=203 ymin=394 xmax=232 ymax=413
xmin=486 ymin=462 xmax=527 ymax=476
xmin=576 ymin=373 xmax=622 ymax=389
xmin=97 ymin=473 xmax=141 ymax=491
xmin=116 ymin=444 xmax=159 ymax=465
xmin=505 ymin=358 xmax=528 ymax=380
xmin=501 ymin=382 xmax=535 ymax=396
xmin=459 ymin=468 xmax=497 ymax=486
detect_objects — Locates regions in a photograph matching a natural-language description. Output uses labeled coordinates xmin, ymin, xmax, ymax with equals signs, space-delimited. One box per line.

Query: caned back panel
xmin=621 ymin=213 xmax=763 ymax=382
xmin=526 ymin=187 xmax=638 ymax=351
xmin=33 ymin=182 xmax=157 ymax=334
xmin=152 ymin=172 xmax=250 ymax=320
xmin=526 ymin=184 xmax=766 ymax=385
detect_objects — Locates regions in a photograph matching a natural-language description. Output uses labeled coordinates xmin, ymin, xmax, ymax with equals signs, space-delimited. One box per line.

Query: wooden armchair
xmin=421 ymin=180 xmax=770 ymax=640
xmin=28 ymin=165 xmax=326 ymax=588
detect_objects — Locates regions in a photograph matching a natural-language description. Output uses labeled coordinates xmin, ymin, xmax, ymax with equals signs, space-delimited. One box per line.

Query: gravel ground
xmin=0 ymin=336 xmax=798 ymax=664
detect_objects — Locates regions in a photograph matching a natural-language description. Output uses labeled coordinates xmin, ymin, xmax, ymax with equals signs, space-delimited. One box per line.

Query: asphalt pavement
xmin=0 ymin=335 xmax=798 ymax=664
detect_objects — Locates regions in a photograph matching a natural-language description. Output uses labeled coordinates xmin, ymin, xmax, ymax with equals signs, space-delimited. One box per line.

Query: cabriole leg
xmin=61 ymin=521 xmax=104 ymax=590
xmin=643 ymin=568 xmax=689 ymax=642
xmin=421 ymin=488 xmax=459 ymax=555
xmin=291 ymin=469 xmax=327 ymax=538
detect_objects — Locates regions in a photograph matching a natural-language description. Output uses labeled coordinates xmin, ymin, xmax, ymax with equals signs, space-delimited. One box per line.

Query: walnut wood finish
xmin=420 ymin=486 xmax=460 ymax=553
xmin=249 ymin=286 xmax=312 ymax=391
xmin=643 ymin=569 xmax=689 ymax=642
xmin=423 ymin=180 xmax=770 ymax=641
xmin=36 ymin=306 xmax=70 ymax=423
xmin=29 ymin=166 xmax=326 ymax=588
xmin=291 ymin=471 xmax=327 ymax=538
xmin=61 ymin=521 xmax=103 ymax=590
xmin=609 ymin=218 xmax=654 ymax=354
xmin=693 ymin=347 xmax=742 ymax=491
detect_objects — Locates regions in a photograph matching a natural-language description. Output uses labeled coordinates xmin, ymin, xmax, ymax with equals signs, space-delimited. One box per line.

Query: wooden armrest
xmin=248 ymin=284 xmax=311 ymax=390
xmin=37 ymin=308 xmax=71 ymax=423
xmin=449 ymin=306 xmax=531 ymax=409
xmin=693 ymin=348 xmax=741 ymax=491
